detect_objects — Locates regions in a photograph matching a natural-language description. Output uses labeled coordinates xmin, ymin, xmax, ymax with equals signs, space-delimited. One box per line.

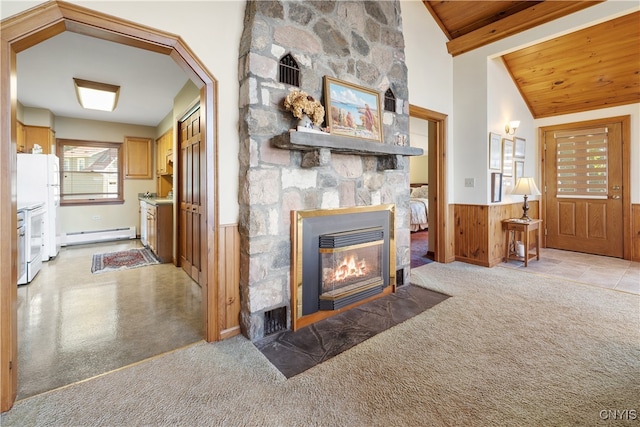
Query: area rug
xmin=254 ymin=284 xmax=449 ymax=378
xmin=91 ymin=247 xmax=159 ymax=274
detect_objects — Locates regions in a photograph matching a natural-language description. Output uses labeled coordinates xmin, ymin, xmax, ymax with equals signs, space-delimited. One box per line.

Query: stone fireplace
xmin=238 ymin=0 xmax=420 ymax=341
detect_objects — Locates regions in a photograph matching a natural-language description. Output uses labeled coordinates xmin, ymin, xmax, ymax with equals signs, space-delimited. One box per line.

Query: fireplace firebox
xmin=292 ymin=205 xmax=395 ymax=330
xmin=319 ymin=227 xmax=384 ymax=310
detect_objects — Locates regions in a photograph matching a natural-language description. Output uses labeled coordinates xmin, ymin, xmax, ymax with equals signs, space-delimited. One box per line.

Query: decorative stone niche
xmin=238 ymin=0 xmax=419 ymax=341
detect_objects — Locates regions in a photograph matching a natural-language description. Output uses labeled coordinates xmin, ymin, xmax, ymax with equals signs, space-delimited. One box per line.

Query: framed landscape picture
xmin=489 ymin=132 xmax=502 ymax=170
xmin=491 ymin=172 xmax=502 ymax=203
xmin=324 ymin=76 xmax=382 ymax=142
xmin=514 ymin=137 xmax=526 ymax=158
xmin=515 ymin=160 xmax=524 ymax=179
xmin=502 ymin=138 xmax=514 ymax=177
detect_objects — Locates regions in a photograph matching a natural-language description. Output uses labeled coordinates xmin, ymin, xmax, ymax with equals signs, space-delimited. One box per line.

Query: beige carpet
xmin=2 ymin=262 xmax=638 ymax=426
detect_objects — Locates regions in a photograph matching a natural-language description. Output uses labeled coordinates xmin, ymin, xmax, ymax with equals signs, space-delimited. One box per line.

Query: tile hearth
xmin=255 ymin=284 xmax=449 ymax=378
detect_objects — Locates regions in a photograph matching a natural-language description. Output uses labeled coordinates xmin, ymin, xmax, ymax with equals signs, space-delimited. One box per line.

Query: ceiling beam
xmin=446 ymin=1 xmax=603 ymax=56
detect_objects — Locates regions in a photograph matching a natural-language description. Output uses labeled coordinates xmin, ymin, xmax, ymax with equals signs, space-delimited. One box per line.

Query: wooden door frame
xmin=0 ymin=1 xmax=220 ymax=412
xmin=539 ymin=115 xmax=631 ymax=259
xmin=409 ymin=105 xmax=450 ymax=263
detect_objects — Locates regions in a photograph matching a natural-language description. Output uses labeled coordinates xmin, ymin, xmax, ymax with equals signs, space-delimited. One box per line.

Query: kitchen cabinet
xmin=156 ymin=129 xmax=173 ymax=176
xmin=156 ymin=129 xmax=174 ymax=198
xmin=124 ymin=136 xmax=152 ymax=179
xmin=23 ymin=125 xmax=55 ymax=154
xmin=144 ymin=201 xmax=173 ymax=263
xmin=16 ymin=121 xmax=26 ymax=153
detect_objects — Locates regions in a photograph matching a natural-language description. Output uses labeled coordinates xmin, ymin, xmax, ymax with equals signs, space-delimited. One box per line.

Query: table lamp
xmin=511 ymin=177 xmax=541 ymax=221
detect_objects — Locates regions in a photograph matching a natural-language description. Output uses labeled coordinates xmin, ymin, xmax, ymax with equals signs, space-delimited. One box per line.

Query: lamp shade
xmin=511 ymin=177 xmax=541 ymax=196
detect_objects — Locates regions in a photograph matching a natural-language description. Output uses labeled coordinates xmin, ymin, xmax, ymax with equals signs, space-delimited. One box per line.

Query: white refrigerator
xmin=17 ymin=153 xmax=61 ymax=260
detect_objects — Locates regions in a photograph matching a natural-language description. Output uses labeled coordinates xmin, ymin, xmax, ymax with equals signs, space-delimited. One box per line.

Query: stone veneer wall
xmin=238 ymin=0 xmax=412 ymax=341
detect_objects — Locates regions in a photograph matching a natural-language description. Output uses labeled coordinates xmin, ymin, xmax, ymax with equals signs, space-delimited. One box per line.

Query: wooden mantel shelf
xmin=272 ymin=130 xmax=424 ymax=157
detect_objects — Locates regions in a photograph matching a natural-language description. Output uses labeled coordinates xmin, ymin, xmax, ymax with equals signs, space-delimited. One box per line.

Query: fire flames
xmin=328 ymin=255 xmax=368 ymax=283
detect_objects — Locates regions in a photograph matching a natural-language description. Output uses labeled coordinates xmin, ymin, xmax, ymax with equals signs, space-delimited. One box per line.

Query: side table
xmin=502 ymin=218 xmax=542 ymax=267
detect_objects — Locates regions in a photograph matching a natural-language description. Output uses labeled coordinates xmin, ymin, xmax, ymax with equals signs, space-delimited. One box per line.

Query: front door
xmin=543 ymin=118 xmax=625 ymax=258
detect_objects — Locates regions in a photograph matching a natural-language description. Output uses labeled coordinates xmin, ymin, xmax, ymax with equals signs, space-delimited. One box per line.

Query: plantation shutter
xmin=555 ymin=127 xmax=608 ymax=198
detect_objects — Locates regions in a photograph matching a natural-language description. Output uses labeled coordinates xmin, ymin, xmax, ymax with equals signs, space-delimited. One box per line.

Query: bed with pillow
xmin=409 ymin=185 xmax=429 ymax=232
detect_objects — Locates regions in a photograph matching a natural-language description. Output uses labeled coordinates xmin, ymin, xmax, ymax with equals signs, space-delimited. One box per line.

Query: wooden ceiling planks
xmin=422 ymin=1 xmax=601 ymax=56
xmin=425 ymin=1 xmax=540 ymax=40
xmin=502 ymin=11 xmax=640 ymax=118
xmin=420 ymin=1 xmax=639 ymax=118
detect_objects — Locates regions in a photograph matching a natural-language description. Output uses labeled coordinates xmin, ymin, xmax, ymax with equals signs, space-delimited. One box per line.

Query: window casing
xmin=57 ymin=139 xmax=124 ymax=205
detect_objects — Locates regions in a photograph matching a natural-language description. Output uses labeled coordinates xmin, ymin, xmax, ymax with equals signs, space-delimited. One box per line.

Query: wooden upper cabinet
xmin=124 ymin=136 xmax=152 ymax=179
xmin=23 ymin=125 xmax=55 ymax=154
xmin=16 ymin=121 xmax=25 ymax=153
xmin=156 ymin=129 xmax=173 ymax=176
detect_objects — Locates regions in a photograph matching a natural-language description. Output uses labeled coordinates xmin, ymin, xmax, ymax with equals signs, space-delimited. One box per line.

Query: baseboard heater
xmin=62 ymin=227 xmax=136 ymax=246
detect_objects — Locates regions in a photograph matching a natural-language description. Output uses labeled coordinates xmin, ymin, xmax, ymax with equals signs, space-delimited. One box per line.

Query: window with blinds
xmin=555 ymin=127 xmax=608 ymax=198
xmin=58 ymin=140 xmax=123 ymax=205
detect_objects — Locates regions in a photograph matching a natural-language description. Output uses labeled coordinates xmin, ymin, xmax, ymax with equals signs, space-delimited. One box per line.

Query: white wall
xmin=3 ymin=0 xmax=245 ymax=225
xmin=5 ymin=0 xmax=638 ymax=220
xmin=70 ymin=0 xmax=245 ymax=225
xmin=401 ymin=0 xmax=454 ymax=202
xmin=487 ymin=57 xmax=536 ymax=205
xmin=22 ymin=106 xmax=55 ymax=128
xmin=451 ymin=0 xmax=639 ymax=205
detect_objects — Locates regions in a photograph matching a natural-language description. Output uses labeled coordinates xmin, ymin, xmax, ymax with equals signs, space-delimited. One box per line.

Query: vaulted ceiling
xmin=11 ymin=2 xmax=639 ymax=124
xmin=424 ymin=1 xmax=640 ymax=118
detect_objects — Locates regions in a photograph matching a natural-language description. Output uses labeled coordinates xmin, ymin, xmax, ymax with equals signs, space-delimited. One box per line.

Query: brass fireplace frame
xmin=291 ymin=204 xmax=396 ymax=331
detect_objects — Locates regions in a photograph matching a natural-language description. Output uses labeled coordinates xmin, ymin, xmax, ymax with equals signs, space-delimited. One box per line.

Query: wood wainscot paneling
xmin=218 ymin=224 xmax=241 ymax=339
xmin=454 ymin=204 xmax=489 ymax=266
xmin=633 ymin=204 xmax=640 ymax=262
xmin=454 ymin=201 xmax=539 ymax=267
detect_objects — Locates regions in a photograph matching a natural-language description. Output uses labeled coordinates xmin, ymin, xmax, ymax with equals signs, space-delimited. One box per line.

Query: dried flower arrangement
xmin=283 ymin=90 xmax=325 ymax=126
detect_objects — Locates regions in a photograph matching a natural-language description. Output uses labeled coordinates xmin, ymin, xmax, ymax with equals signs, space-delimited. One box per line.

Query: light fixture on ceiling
xmin=73 ymin=78 xmax=120 ymax=112
xmin=505 ymin=120 xmax=520 ymax=135
xmin=511 ymin=176 xmax=541 ymax=221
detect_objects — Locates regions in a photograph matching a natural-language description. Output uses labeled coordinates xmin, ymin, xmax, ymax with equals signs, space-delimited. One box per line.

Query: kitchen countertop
xmin=139 ymin=197 xmax=174 ymax=205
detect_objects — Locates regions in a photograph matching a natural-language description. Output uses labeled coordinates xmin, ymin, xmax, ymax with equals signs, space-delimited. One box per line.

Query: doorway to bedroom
xmin=409 ymin=114 xmax=432 ymax=267
xmin=408 ymin=104 xmax=448 ymax=266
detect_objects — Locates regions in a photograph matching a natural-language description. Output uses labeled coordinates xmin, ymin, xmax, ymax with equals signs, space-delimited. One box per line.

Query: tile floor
xmin=255 ymin=284 xmax=449 ymax=378
xmin=16 ymin=240 xmax=203 ymax=400
xmin=499 ymin=247 xmax=640 ymax=295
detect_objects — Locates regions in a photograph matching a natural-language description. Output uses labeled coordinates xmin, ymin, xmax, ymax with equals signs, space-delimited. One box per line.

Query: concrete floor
xmin=17 ymin=240 xmax=203 ymax=400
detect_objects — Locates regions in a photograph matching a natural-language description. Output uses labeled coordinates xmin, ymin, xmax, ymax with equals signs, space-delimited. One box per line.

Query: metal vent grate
xmin=319 ymin=227 xmax=384 ymax=248
xmin=264 ymin=307 xmax=287 ymax=336
xmin=384 ymin=88 xmax=396 ymax=112
xmin=279 ymin=53 xmax=300 ymax=87
xmin=396 ymin=268 xmax=405 ymax=286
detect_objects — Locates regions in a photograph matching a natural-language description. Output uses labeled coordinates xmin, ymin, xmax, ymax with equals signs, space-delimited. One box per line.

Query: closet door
xmin=179 ymin=107 xmax=204 ymax=282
